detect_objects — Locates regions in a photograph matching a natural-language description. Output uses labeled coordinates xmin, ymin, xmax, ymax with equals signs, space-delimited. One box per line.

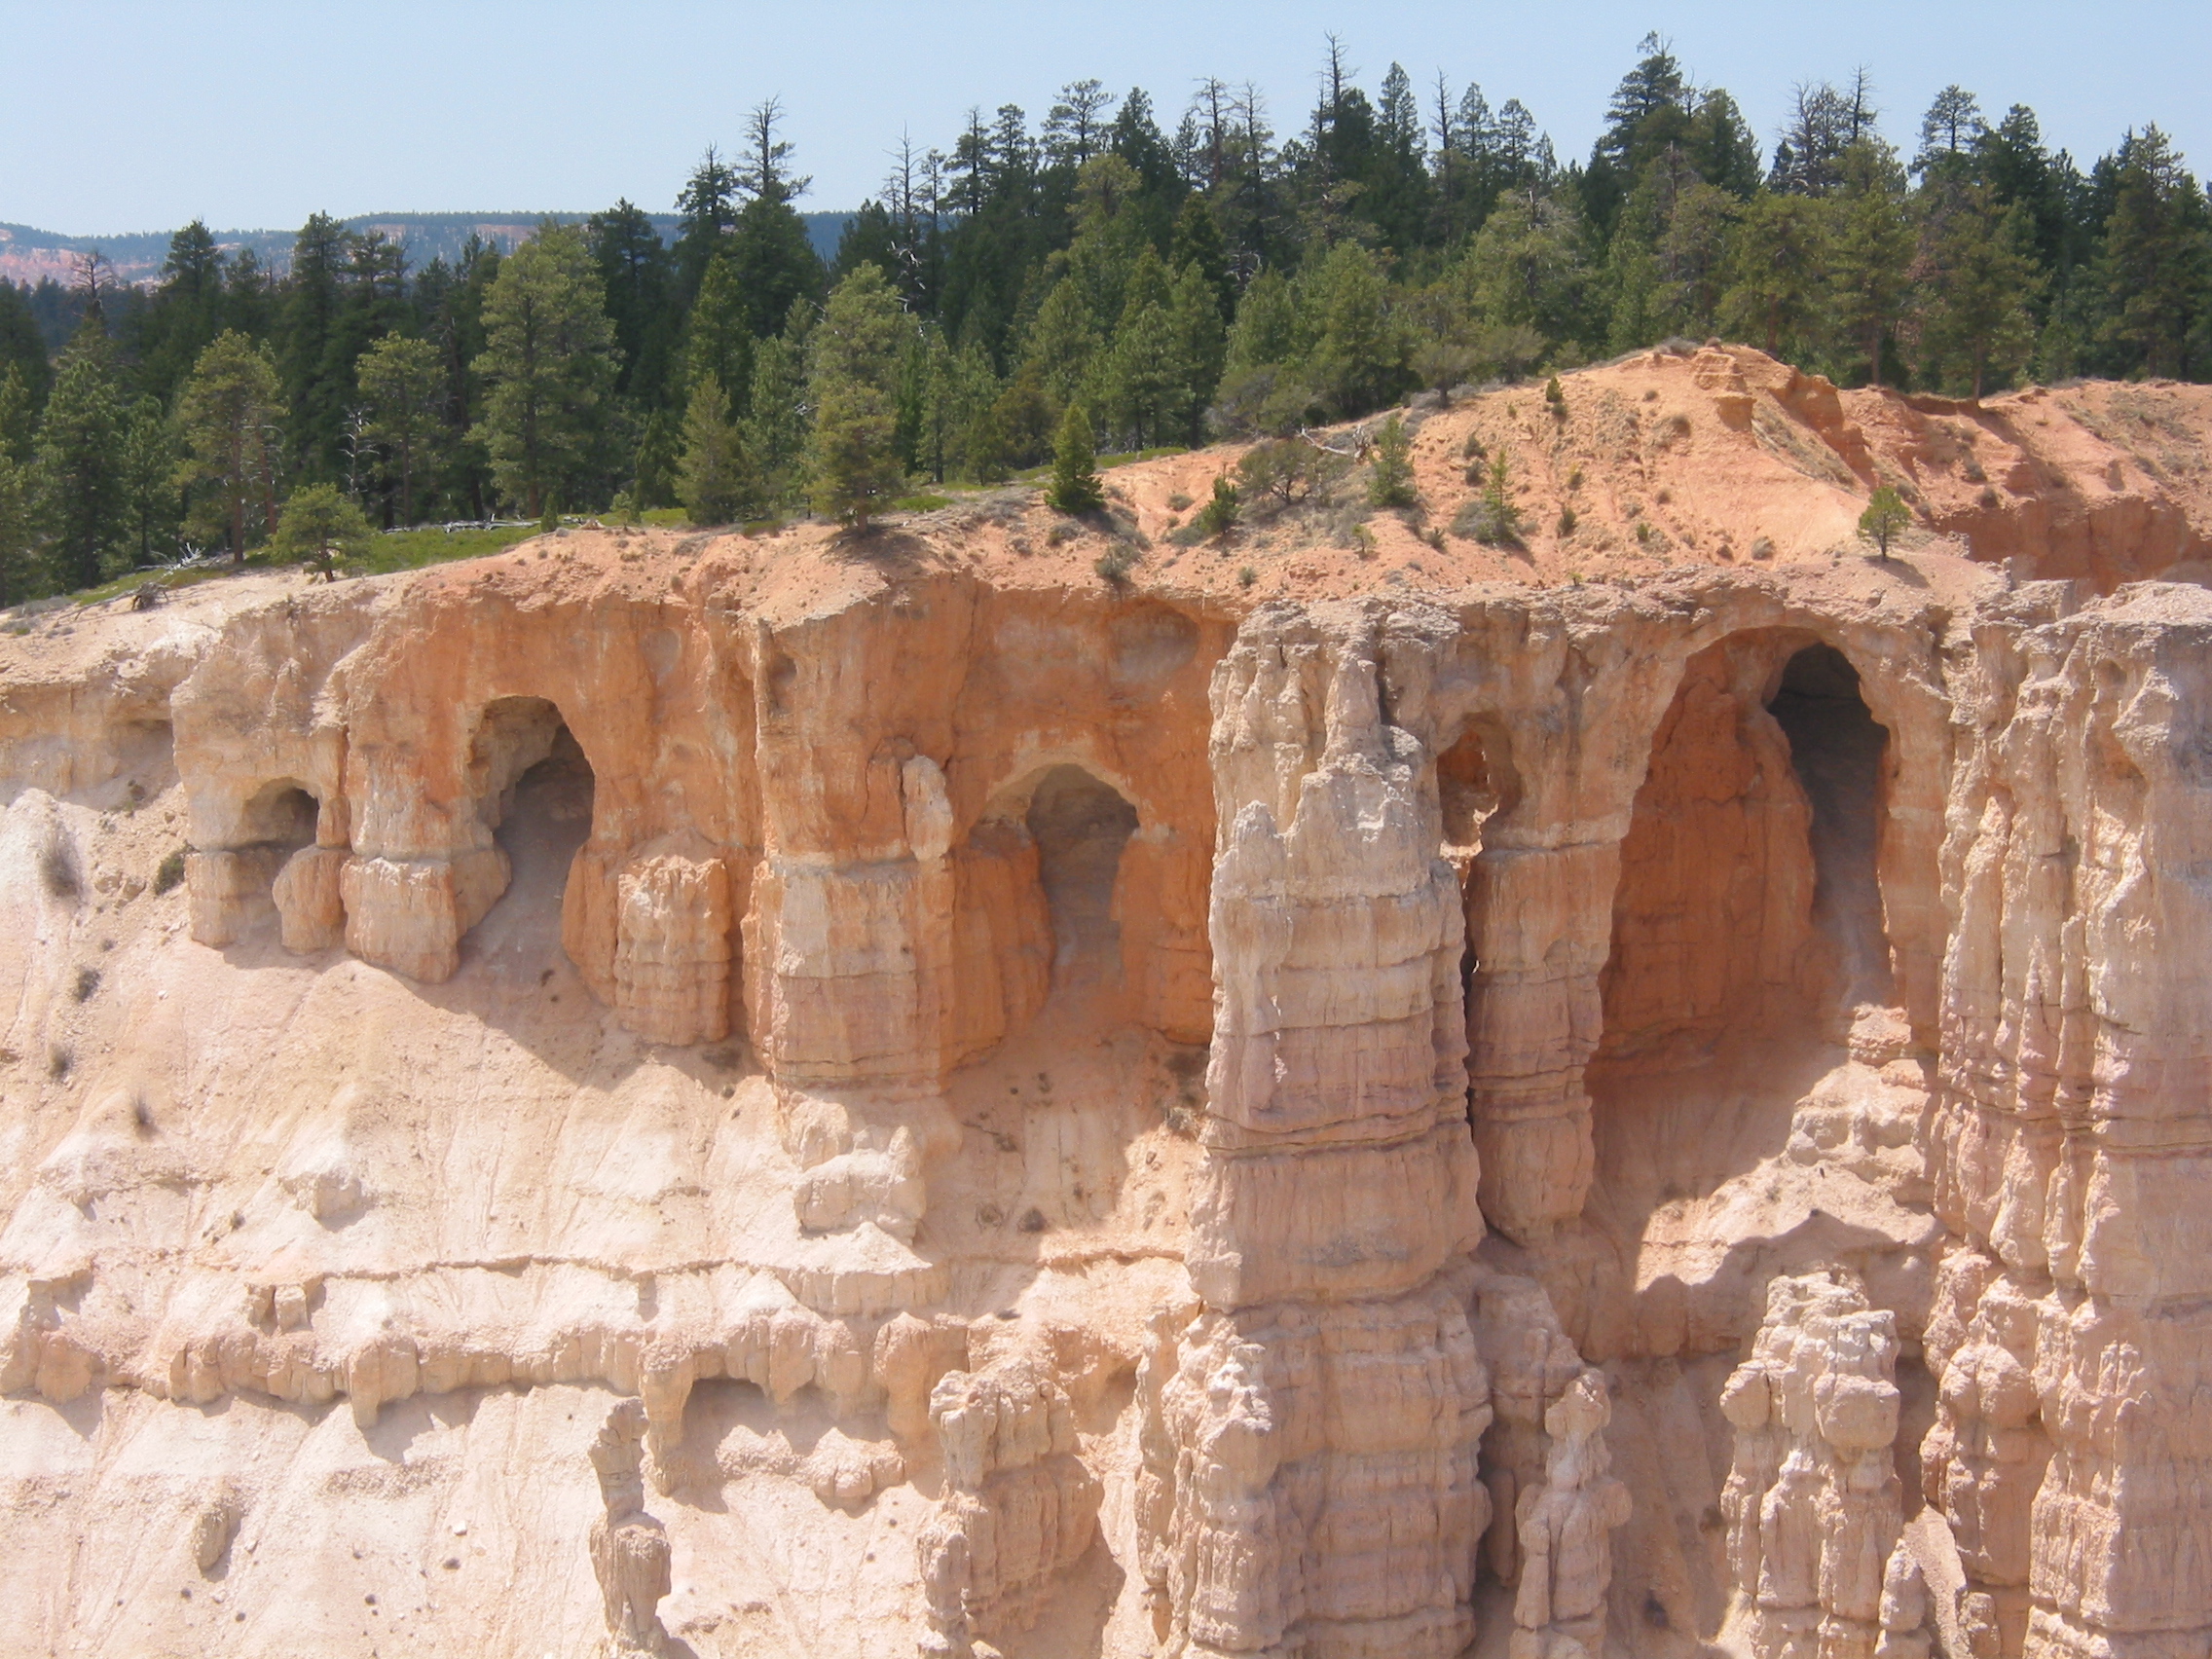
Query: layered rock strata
xmin=2 ymin=487 xmax=2210 ymax=1658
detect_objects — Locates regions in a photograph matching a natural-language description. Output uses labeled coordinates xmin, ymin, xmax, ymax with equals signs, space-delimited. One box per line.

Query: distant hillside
xmin=0 ymin=211 xmax=854 ymax=287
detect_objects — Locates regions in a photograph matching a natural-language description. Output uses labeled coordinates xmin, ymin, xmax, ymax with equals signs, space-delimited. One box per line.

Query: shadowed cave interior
xmin=1584 ymin=633 xmax=1898 ymax=1230
xmin=1024 ymin=763 xmax=1140 ymax=1004
xmin=464 ymin=696 xmax=597 ymax=971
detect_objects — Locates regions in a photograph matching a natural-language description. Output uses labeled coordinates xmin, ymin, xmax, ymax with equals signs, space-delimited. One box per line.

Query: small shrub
xmin=1167 ymin=522 xmax=1208 ymax=547
xmin=1237 ymin=566 xmax=1257 ymax=589
xmin=72 ymin=966 xmax=100 ymax=1004
xmin=1557 ymin=506 xmax=1578 ymax=536
xmin=1350 ymin=524 xmax=1377 ymax=558
xmin=154 ymin=849 xmax=187 ymax=895
xmin=1094 ymin=543 xmax=1138 ymax=585
xmin=49 ymin=1046 xmax=71 ymax=1081
xmin=1413 ymin=341 xmax=1483 ymax=398
xmin=1366 ymin=415 xmax=1418 ymax=509
xmin=1166 ymin=492 xmax=1194 ymax=512
xmin=1461 ymin=430 xmax=1488 ymax=461
xmin=41 ymin=840 xmax=79 ymax=901
xmin=1451 ymin=448 xmax=1524 ymax=546
xmin=1635 ymin=521 xmax=1654 ymax=544
xmin=1237 ymin=439 xmax=1346 ymax=510
xmin=1567 ymin=466 xmax=1584 ymax=491
xmin=1544 ymin=375 xmax=1567 ymax=420
xmin=1198 ymin=475 xmax=1241 ymax=538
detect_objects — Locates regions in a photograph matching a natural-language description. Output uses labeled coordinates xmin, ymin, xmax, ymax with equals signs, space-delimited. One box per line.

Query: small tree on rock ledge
xmin=1858 ymin=486 xmax=1911 ymax=560
xmin=1049 ymin=404 xmax=1104 ymax=514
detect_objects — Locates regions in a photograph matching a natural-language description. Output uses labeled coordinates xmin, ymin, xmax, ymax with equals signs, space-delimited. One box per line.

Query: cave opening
xmin=1439 ymin=723 xmax=1503 ymax=877
xmin=1585 ymin=632 xmax=1897 ymax=1230
xmin=227 ymin=778 xmax=321 ymax=938
xmin=1025 ymin=764 xmax=1140 ymax=1000
xmin=465 ymin=697 xmax=596 ymax=963
xmin=1765 ymin=643 xmax=1894 ymax=1007
xmin=241 ymin=780 xmax=320 ymax=858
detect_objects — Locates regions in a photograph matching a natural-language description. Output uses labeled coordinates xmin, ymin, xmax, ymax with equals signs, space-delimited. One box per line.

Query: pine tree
xmin=806 ymin=265 xmax=907 ymax=527
xmin=727 ymin=98 xmax=828 ymax=338
xmin=0 ymin=364 xmax=33 ymax=466
xmin=1859 ymin=486 xmax=1910 ymax=558
xmin=279 ymin=213 xmax=354 ymax=480
xmin=472 ymin=224 xmax=617 ymax=517
xmin=1169 ymin=196 xmax=1235 ymax=321
xmin=1198 ymin=473 xmax=1240 ymax=537
xmin=1308 ymin=241 xmax=1406 ymax=417
xmin=675 ymin=376 xmax=753 ymax=526
xmin=132 ymin=220 xmax=229 ymax=408
xmin=0 ymin=366 xmax=40 ymax=602
xmin=1917 ymin=186 xmax=2042 ymax=396
xmin=2096 ymin=127 xmax=2211 ymax=379
xmin=271 ymin=482 xmax=372 ymax=575
xmin=0 ymin=281 xmax=50 ymax=409
xmin=1827 ymin=143 xmax=1916 ymax=384
xmin=1166 ymin=261 xmax=1228 ymax=445
xmin=681 ymin=255 xmax=753 ymax=412
xmin=632 ymin=410 xmax=680 ymax=509
xmin=1024 ymin=279 xmax=1102 ymax=408
xmin=1717 ymin=193 xmax=1828 ymax=360
xmin=1049 ymin=404 xmax=1105 ymax=513
xmin=175 ymin=330 xmax=284 ymax=563
xmin=747 ymin=302 xmax=814 ymax=507
xmin=118 ymin=396 xmax=180 ymax=568
xmin=1915 ymin=87 xmax=1986 ymax=177
xmin=1456 ymin=196 xmax=1597 ymax=355
xmin=356 ymin=334 xmax=446 ymax=525
xmin=36 ymin=322 xmax=129 ymax=589
xmin=1367 ymin=413 xmax=1417 ymax=507
xmin=0 ymin=451 xmax=36 ymax=606
xmin=588 ymin=200 xmax=676 ymax=407
xmin=672 ymin=146 xmax=742 ymax=310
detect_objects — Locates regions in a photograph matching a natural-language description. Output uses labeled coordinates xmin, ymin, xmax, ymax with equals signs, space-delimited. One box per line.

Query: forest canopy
xmin=3 ymin=35 xmax=2209 ymax=603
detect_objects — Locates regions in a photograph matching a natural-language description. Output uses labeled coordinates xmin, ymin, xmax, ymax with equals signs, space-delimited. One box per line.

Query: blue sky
xmin=7 ymin=0 xmax=2208 ymax=234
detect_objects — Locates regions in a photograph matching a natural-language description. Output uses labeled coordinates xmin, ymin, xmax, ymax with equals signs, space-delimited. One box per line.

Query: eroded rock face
xmin=2 ymin=492 xmax=2209 ymax=1659
xmin=1720 ymin=1270 xmax=1907 ymax=1659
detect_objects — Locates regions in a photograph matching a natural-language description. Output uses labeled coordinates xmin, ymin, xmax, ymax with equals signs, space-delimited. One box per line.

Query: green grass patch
xmin=892 ymin=493 xmax=955 ymax=513
xmin=350 ymin=522 xmax=542 ymax=576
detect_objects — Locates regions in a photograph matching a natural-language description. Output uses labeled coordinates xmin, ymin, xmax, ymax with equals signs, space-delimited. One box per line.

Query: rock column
xmin=1141 ymin=607 xmax=1493 ymax=1658
xmin=1930 ymin=591 xmax=2212 ymax=1659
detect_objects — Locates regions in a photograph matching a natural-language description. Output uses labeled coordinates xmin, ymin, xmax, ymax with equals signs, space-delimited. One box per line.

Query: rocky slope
xmin=2 ymin=346 xmax=2208 ymax=1659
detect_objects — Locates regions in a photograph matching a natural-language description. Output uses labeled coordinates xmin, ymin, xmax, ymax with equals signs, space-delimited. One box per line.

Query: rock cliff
xmin=2 ymin=347 xmax=2208 ymax=1658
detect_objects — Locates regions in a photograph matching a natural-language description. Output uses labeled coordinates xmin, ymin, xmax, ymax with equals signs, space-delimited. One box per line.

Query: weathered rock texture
xmin=3 ymin=349 xmax=2210 ymax=1659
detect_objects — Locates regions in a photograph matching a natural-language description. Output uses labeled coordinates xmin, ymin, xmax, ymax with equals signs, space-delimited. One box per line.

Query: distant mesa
xmin=0 ymin=210 xmax=853 ymax=287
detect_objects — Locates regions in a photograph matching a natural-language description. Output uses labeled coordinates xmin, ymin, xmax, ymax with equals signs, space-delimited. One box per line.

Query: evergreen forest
xmin=4 ymin=38 xmax=2210 ymax=601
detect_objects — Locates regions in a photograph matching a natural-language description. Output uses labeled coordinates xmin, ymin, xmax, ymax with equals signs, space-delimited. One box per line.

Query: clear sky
xmin=7 ymin=0 xmax=2208 ymax=235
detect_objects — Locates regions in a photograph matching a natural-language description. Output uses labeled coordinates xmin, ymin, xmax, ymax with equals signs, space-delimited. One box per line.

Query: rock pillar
xmin=1141 ymin=606 xmax=1493 ymax=1658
